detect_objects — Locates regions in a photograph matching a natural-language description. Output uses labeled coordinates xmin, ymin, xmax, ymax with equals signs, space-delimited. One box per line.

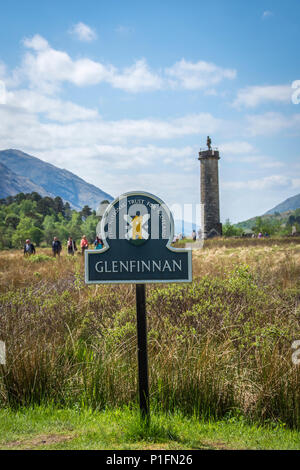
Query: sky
xmin=0 ymin=0 xmax=300 ymax=224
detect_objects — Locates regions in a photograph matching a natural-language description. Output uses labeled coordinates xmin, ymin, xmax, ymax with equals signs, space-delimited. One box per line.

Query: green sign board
xmin=85 ymin=191 xmax=192 ymax=284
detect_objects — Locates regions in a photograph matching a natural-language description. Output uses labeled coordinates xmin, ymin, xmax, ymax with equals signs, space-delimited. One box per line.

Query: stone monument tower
xmin=198 ymin=137 xmax=222 ymax=239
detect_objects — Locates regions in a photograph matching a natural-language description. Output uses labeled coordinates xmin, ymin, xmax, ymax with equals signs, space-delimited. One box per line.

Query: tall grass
xmin=0 ymin=240 xmax=300 ymax=428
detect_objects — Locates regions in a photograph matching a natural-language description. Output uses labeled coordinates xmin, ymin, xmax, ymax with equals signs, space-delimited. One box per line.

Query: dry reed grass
xmin=0 ymin=239 xmax=300 ymax=427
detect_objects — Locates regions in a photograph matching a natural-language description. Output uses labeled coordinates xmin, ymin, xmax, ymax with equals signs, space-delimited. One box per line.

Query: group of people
xmin=252 ymin=232 xmax=269 ymax=239
xmin=172 ymin=230 xmax=198 ymax=243
xmin=23 ymin=235 xmax=104 ymax=257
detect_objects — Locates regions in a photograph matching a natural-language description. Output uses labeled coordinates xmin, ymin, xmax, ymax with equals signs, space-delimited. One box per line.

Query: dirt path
xmin=1 ymin=433 xmax=234 ymax=450
xmin=2 ymin=433 xmax=75 ymax=450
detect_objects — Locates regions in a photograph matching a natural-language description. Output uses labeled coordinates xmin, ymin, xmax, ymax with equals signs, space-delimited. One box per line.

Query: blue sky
xmin=0 ymin=0 xmax=300 ymax=224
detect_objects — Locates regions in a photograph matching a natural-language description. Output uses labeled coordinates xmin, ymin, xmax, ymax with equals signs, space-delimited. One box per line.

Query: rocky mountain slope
xmin=0 ymin=149 xmax=113 ymax=210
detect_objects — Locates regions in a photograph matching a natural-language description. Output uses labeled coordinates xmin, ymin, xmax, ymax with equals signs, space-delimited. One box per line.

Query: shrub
xmin=24 ymin=254 xmax=54 ymax=263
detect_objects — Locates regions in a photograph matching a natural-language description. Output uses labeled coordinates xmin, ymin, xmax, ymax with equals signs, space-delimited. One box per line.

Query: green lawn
xmin=0 ymin=407 xmax=299 ymax=450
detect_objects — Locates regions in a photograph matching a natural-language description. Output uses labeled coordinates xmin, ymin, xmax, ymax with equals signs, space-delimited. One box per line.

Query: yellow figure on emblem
xmin=132 ymin=215 xmax=143 ymax=240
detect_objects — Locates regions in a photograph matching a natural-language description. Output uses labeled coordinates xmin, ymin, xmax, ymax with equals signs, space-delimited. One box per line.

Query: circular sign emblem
xmin=125 ymin=210 xmax=150 ymax=246
xmin=100 ymin=192 xmax=173 ymax=245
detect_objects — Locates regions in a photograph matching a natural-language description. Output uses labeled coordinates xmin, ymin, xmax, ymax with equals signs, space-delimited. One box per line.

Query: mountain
xmin=234 ymin=193 xmax=300 ymax=230
xmin=0 ymin=161 xmax=50 ymax=199
xmin=174 ymin=220 xmax=199 ymax=236
xmin=0 ymin=149 xmax=113 ymax=210
xmin=264 ymin=193 xmax=300 ymax=215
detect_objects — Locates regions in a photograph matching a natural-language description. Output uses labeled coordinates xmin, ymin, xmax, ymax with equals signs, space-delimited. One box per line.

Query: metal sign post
xmin=85 ymin=191 xmax=192 ymax=422
xmin=135 ymin=283 xmax=149 ymax=421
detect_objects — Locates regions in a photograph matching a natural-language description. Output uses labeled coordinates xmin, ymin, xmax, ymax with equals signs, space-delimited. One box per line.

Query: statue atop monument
xmin=206 ymin=136 xmax=212 ymax=150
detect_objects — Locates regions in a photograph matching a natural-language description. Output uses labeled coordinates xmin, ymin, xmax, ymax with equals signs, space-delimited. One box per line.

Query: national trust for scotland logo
xmin=124 ymin=211 xmax=150 ymax=246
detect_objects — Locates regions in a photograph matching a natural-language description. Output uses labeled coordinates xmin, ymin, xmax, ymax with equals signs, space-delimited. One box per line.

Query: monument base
xmin=203 ymin=223 xmax=223 ymax=239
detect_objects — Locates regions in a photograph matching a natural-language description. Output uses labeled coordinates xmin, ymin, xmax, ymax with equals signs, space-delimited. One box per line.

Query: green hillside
xmin=234 ymin=208 xmax=300 ymax=235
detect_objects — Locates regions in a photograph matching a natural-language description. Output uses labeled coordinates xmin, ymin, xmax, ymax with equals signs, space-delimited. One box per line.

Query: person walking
xmin=52 ymin=237 xmax=62 ymax=257
xmin=94 ymin=236 xmax=103 ymax=250
xmin=80 ymin=235 xmax=89 ymax=255
xmin=67 ymin=236 xmax=77 ymax=255
xmin=24 ymin=239 xmax=35 ymax=256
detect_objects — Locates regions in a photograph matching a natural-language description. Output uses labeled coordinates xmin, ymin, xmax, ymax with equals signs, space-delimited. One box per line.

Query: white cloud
xmin=0 ymin=62 xmax=7 ymax=79
xmin=22 ymin=37 xmax=109 ymax=93
xmin=0 ymin=60 xmax=21 ymax=88
xmin=69 ymin=22 xmax=97 ymax=42
xmin=223 ymin=174 xmax=298 ymax=191
xmin=13 ymin=143 xmax=200 ymax=204
xmin=109 ymin=59 xmax=163 ymax=92
xmin=0 ymin=80 xmax=219 ymax=199
xmin=237 ymin=155 xmax=284 ymax=168
xmin=262 ymin=11 xmax=273 ymax=19
xmin=23 ymin=34 xmax=49 ymax=51
xmin=5 ymin=89 xmax=99 ymax=122
xmin=233 ymin=85 xmax=291 ymax=108
xmin=35 ymin=145 xmax=196 ymax=172
xmin=219 ymin=145 xmax=284 ymax=168
xmin=246 ymin=112 xmax=300 ymax=136
xmin=12 ymin=35 xmax=239 ymax=94
xmin=258 ymin=160 xmax=284 ymax=169
xmin=219 ymin=141 xmax=256 ymax=155
xmin=90 ymin=169 xmax=200 ymax=207
xmin=165 ymin=59 xmax=236 ymax=90
xmin=0 ymin=97 xmax=222 ymax=150
xmin=20 ymin=36 xmax=161 ymax=93
xmin=292 ymin=178 xmax=300 ymax=188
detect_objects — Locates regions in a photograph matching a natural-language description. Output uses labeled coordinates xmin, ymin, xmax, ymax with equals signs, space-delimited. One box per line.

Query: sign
xmin=85 ymin=191 xmax=192 ymax=284
xmin=84 ymin=191 xmax=192 ymax=422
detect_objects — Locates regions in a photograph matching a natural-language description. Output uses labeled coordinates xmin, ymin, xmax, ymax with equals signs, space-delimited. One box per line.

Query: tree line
xmin=1 ymin=192 xmax=299 ymax=249
xmin=225 ymin=208 xmax=300 ymax=237
xmin=0 ymin=192 xmax=102 ymax=249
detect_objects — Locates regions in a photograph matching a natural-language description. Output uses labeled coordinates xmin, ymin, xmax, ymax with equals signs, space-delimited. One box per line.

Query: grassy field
xmin=0 ymin=238 xmax=300 ymax=449
xmin=1 ymin=406 xmax=300 ymax=450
